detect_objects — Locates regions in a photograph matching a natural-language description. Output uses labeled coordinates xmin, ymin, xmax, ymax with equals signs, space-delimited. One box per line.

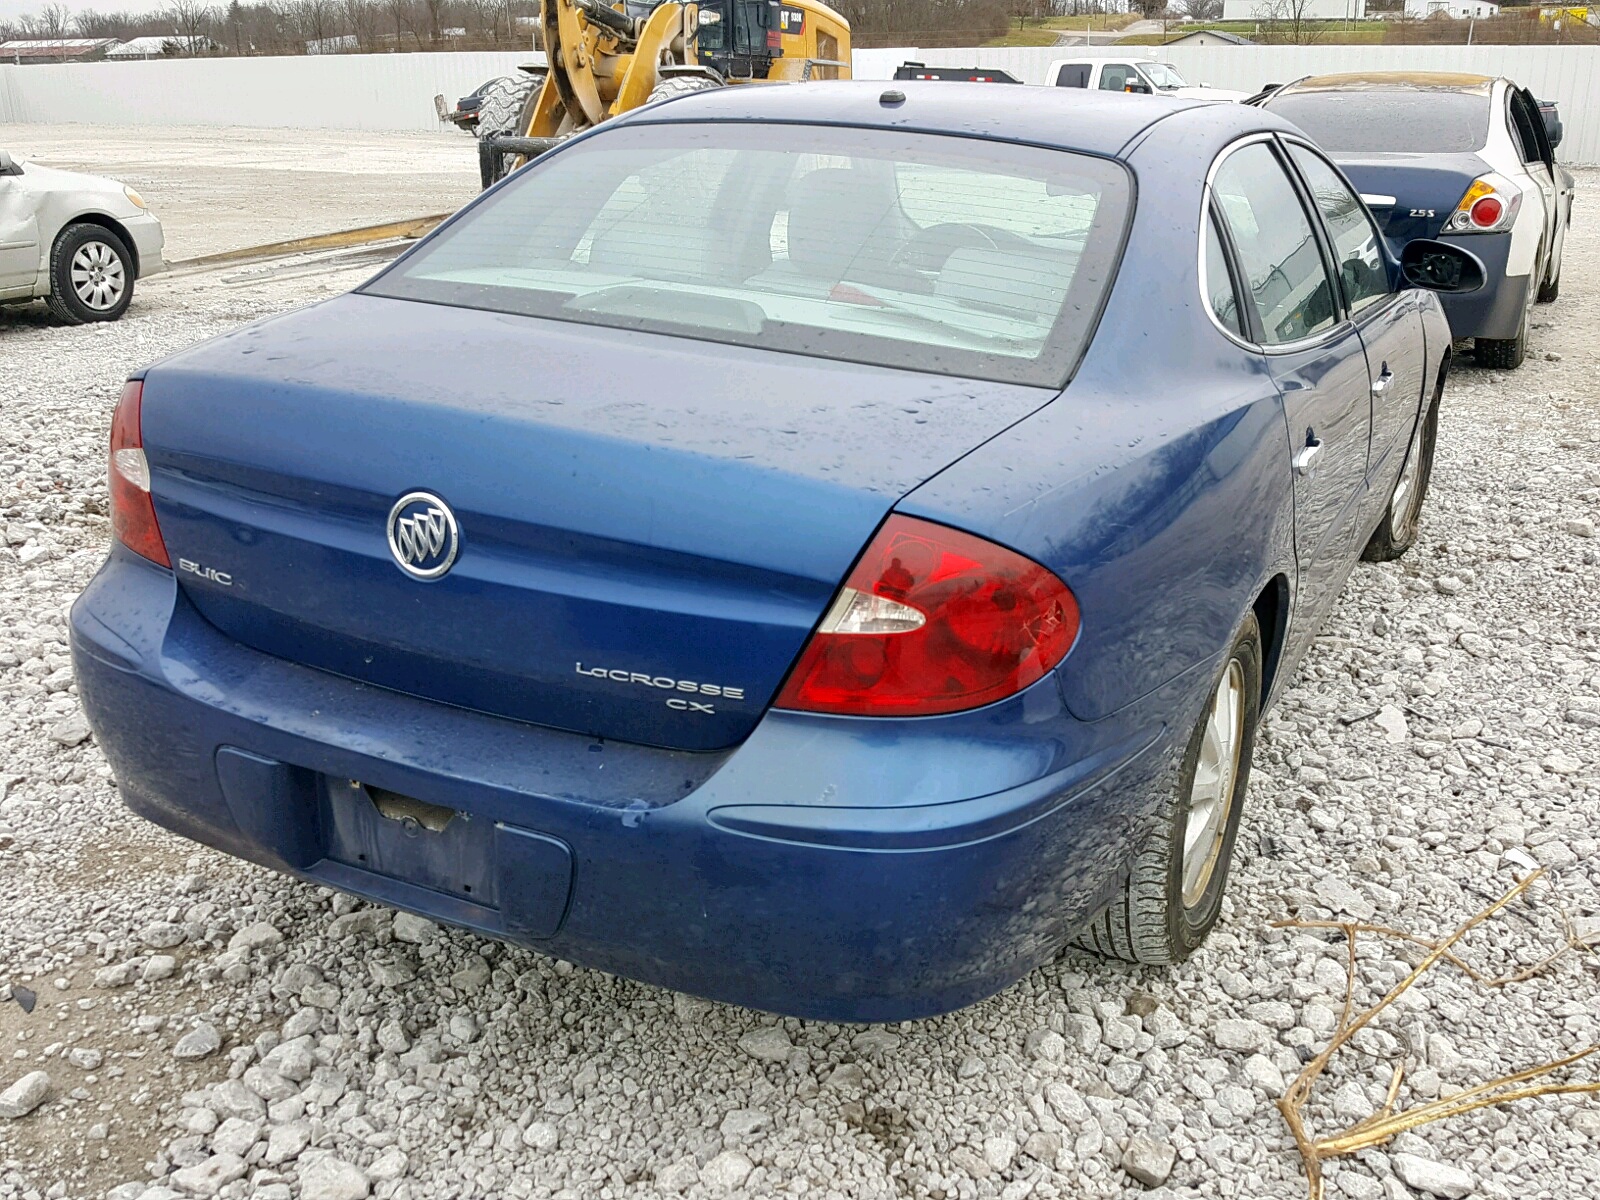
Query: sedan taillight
xmin=1446 ymin=175 xmax=1520 ymax=234
xmin=109 ymin=380 xmax=170 ymax=567
xmin=774 ymin=515 xmax=1079 ymax=717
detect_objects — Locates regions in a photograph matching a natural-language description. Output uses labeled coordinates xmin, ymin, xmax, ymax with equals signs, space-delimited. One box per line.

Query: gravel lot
xmin=1 ymin=142 xmax=1598 ymax=1200
xmin=3 ymin=126 xmax=480 ymax=259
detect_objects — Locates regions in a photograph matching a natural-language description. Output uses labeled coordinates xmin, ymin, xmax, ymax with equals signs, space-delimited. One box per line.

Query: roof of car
xmin=615 ymin=79 xmax=1270 ymax=159
xmin=1277 ymin=72 xmax=1495 ymax=95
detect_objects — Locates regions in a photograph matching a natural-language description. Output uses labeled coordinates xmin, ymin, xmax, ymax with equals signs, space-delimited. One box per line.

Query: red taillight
xmin=1469 ymin=195 xmax=1504 ymax=228
xmin=109 ymin=380 xmax=170 ymax=567
xmin=774 ymin=515 xmax=1080 ymax=717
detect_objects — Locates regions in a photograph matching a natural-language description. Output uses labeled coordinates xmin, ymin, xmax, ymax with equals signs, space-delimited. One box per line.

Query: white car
xmin=0 ymin=148 xmax=164 ymax=324
xmin=1047 ymin=56 xmax=1248 ymax=102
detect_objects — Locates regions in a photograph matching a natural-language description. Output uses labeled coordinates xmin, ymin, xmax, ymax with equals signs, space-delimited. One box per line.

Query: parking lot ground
xmin=0 ymin=132 xmax=1598 ymax=1200
xmin=3 ymin=124 xmax=482 ymax=259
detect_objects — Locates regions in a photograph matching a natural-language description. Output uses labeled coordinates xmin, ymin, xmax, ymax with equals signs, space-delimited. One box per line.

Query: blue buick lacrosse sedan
xmin=71 ymin=83 xmax=1480 ymax=1020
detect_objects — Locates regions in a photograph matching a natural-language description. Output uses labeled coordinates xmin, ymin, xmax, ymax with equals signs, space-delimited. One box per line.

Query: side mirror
xmin=1399 ymin=239 xmax=1485 ymax=294
xmin=1123 ymin=80 xmax=1152 ymax=95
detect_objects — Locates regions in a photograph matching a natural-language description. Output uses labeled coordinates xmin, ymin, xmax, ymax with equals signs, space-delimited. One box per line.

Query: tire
xmin=1079 ymin=614 xmax=1262 ymax=966
xmin=45 ymin=223 xmax=135 ymax=325
xmin=474 ymin=73 xmax=541 ymax=140
xmin=645 ymin=75 xmax=723 ymax=105
xmin=1475 ymin=276 xmax=1533 ymax=370
xmin=476 ymin=72 xmax=548 ymax=189
xmin=1537 ymin=269 xmax=1560 ymax=304
xmin=1361 ymin=379 xmax=1440 ymax=563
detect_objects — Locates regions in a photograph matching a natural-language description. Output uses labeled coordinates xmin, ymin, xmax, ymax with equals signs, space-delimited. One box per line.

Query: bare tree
xmin=1187 ymin=0 xmax=1224 ymax=19
xmin=37 ymin=3 xmax=74 ymax=37
xmin=163 ymin=0 xmax=215 ymax=48
xmin=292 ymin=0 xmax=337 ymax=48
xmin=344 ymin=0 xmax=380 ymax=48
xmin=1253 ymin=0 xmax=1324 ymax=44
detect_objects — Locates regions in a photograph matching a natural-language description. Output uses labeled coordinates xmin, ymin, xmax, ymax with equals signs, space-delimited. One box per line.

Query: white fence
xmin=3 ymin=44 xmax=1599 ymax=162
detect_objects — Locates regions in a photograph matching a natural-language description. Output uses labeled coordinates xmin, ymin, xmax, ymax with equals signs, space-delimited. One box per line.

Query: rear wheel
xmin=1080 ymin=614 xmax=1261 ymax=965
xmin=46 ymin=223 xmax=134 ymax=325
xmin=1475 ymin=276 xmax=1533 ymax=370
xmin=1362 ymin=381 xmax=1440 ymax=563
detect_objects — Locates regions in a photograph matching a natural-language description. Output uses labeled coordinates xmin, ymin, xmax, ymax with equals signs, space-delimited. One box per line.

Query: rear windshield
xmin=1267 ymin=89 xmax=1490 ymax=154
xmin=365 ymin=123 xmax=1131 ymax=388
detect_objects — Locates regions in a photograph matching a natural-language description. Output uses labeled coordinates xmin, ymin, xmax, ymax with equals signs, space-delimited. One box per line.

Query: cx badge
xmin=387 ymin=491 xmax=460 ymax=580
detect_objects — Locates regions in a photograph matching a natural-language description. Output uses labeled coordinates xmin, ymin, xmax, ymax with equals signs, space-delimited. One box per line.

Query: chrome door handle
xmin=1371 ymin=372 xmax=1393 ymax=396
xmin=1293 ymin=440 xmax=1323 ymax=476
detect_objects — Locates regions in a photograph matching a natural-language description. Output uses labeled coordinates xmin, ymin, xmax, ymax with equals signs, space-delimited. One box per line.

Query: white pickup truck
xmin=1046 ymin=56 xmax=1247 ymax=102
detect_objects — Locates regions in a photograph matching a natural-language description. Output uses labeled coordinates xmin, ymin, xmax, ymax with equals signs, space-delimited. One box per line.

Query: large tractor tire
xmin=475 ymin=72 xmax=544 ymax=140
xmin=645 ymin=75 xmax=722 ymax=105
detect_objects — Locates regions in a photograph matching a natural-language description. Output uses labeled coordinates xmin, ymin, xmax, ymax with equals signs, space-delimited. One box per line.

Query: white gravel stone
xmin=737 ymin=1025 xmax=793 ymax=1062
xmin=173 ymin=1023 xmax=222 ymax=1061
xmin=1390 ymin=1153 xmax=1475 ymax=1198
xmin=1122 ymin=1135 xmax=1177 ymax=1186
xmin=1213 ymin=1019 xmax=1271 ymax=1054
xmin=391 ymin=912 xmax=438 ymax=944
xmin=699 ymin=1150 xmax=754 ymax=1191
xmin=228 ymin=922 xmax=284 ymax=953
xmin=264 ymin=1121 xmax=313 ymax=1166
xmin=168 ymin=1153 xmax=247 ymax=1197
xmin=0 ymin=1070 xmax=51 ymax=1118
xmin=298 ymin=1155 xmax=371 ymax=1200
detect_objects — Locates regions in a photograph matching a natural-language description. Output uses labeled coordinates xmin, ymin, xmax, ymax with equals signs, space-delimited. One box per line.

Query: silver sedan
xmin=0 ymin=148 xmax=164 ymax=324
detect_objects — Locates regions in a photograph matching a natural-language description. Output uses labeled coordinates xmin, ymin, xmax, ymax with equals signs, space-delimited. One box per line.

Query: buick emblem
xmin=387 ymin=491 xmax=459 ymax=580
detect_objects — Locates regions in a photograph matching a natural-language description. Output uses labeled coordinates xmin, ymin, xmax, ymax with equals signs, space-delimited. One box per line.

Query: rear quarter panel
xmin=900 ymin=111 xmax=1300 ymax=723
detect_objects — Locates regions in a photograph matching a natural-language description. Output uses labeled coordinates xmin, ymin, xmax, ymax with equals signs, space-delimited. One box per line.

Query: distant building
xmin=1165 ymin=29 xmax=1257 ymax=44
xmin=306 ymin=35 xmax=361 ymax=54
xmin=104 ymin=35 xmax=218 ymax=59
xmin=1404 ymin=0 xmax=1499 ymax=15
xmin=1221 ymin=0 xmax=1367 ymax=17
xmin=0 ymin=38 xmax=118 ymax=64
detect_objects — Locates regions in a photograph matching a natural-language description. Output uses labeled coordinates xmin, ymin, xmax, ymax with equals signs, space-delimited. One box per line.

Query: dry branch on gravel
xmin=1271 ymin=868 xmax=1600 ymax=1200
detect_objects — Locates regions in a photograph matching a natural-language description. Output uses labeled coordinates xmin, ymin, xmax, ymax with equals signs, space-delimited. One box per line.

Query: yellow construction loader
xmin=477 ymin=0 xmax=851 ymax=187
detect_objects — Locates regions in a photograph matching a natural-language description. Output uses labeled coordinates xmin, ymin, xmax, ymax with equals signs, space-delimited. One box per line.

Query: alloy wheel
xmin=1181 ymin=658 xmax=1245 ymax=908
xmin=70 ymin=240 xmax=126 ymax=312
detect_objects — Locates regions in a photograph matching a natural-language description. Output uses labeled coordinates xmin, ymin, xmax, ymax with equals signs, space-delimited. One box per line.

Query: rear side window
xmin=367 ymin=124 xmax=1132 ymax=388
xmin=1204 ymin=214 xmax=1244 ymax=338
xmin=1287 ymin=145 xmax=1390 ymax=314
xmin=1266 ymin=89 xmax=1490 ymax=154
xmin=1211 ymin=142 xmax=1338 ymax=346
xmin=1055 ymin=64 xmax=1090 ymax=88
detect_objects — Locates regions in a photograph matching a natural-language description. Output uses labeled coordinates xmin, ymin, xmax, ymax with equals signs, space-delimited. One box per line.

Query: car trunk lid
xmin=141 ymin=294 xmax=1057 ymax=752
xmin=1337 ymin=151 xmax=1489 ymax=246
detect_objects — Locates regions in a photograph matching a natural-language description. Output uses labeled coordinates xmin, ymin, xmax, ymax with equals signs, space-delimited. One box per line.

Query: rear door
xmin=1211 ymin=139 xmax=1373 ymax=616
xmin=1509 ymin=86 xmax=1561 ymax=280
xmin=1284 ymin=141 xmax=1426 ymax=484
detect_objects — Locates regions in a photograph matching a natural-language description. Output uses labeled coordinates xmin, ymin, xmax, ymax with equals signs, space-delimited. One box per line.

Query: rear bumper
xmin=71 ymin=548 xmax=1193 ymax=1021
xmin=1436 ymin=232 xmax=1524 ymax=341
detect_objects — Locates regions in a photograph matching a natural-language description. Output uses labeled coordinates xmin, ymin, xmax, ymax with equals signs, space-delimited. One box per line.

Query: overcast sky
xmin=1 ymin=0 xmax=174 ymax=27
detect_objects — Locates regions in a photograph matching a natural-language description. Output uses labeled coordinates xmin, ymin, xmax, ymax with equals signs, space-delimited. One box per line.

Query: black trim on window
xmin=1206 ymin=199 xmax=1257 ymax=344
